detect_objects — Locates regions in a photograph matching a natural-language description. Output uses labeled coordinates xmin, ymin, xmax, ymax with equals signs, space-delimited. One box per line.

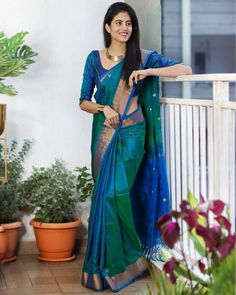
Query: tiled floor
xmin=0 ymin=254 xmax=154 ymax=295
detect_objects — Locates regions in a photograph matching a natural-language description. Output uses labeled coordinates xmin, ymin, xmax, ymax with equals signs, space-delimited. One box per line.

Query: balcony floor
xmin=0 ymin=254 xmax=153 ymax=295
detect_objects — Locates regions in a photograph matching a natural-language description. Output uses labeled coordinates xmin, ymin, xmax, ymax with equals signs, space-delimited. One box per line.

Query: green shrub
xmin=209 ymin=247 xmax=235 ymax=295
xmin=0 ymin=140 xmax=32 ymax=223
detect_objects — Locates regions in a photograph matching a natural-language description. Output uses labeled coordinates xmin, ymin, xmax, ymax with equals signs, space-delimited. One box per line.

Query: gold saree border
xmin=81 ymin=256 xmax=149 ymax=292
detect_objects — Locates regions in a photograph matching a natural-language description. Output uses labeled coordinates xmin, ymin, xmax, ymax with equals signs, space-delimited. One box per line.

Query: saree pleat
xmin=82 ymin=120 xmax=148 ymax=291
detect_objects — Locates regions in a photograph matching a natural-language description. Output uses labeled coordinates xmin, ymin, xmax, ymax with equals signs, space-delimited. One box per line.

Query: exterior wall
xmin=0 ymin=0 xmax=119 ymax=241
xmin=126 ymin=0 xmax=162 ymax=51
xmin=162 ymin=0 xmax=182 ymax=61
xmin=162 ymin=0 xmax=236 ymax=99
xmin=1 ymin=0 xmax=163 ymax=242
xmin=191 ymin=0 xmax=236 ymax=35
xmin=162 ymin=0 xmax=182 ymax=97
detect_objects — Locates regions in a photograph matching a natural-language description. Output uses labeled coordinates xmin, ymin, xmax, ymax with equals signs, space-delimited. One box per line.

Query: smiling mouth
xmin=119 ymin=33 xmax=128 ymax=37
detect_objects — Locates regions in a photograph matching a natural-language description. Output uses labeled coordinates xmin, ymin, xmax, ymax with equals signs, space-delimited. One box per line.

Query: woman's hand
xmin=129 ymin=69 xmax=150 ymax=87
xmin=103 ymin=105 xmax=120 ymax=129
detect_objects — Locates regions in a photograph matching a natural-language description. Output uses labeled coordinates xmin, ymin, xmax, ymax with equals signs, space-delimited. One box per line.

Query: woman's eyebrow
xmin=114 ymin=19 xmax=131 ymax=23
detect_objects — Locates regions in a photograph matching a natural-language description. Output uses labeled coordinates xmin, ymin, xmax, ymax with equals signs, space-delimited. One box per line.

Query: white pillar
xmin=182 ymin=0 xmax=191 ymax=98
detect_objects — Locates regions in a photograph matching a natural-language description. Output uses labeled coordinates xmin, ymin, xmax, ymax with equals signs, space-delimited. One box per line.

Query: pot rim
xmin=2 ymin=221 xmax=22 ymax=230
xmin=30 ymin=218 xmax=81 ymax=229
xmin=0 ymin=225 xmax=5 ymax=232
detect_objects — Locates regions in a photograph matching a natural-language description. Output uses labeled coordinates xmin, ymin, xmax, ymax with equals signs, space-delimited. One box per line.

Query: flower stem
xmin=205 ymin=209 xmax=213 ymax=284
xmin=180 ymin=239 xmax=194 ymax=293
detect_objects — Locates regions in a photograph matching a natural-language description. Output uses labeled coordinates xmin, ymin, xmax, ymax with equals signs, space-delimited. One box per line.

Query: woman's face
xmin=105 ymin=11 xmax=132 ymax=44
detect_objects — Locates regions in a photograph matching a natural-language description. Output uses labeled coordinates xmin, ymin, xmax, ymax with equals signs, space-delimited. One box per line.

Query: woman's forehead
xmin=113 ymin=11 xmax=131 ymax=21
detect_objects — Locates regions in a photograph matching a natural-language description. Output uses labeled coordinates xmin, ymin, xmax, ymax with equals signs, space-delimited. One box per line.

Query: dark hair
xmin=103 ymin=2 xmax=142 ymax=86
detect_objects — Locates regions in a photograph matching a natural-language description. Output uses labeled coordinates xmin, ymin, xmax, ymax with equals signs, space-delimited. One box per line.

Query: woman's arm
xmin=129 ymin=64 xmax=192 ymax=87
xmin=80 ymin=100 xmax=100 ymax=114
xmin=148 ymin=63 xmax=192 ymax=77
xmin=80 ymin=101 xmax=120 ymax=129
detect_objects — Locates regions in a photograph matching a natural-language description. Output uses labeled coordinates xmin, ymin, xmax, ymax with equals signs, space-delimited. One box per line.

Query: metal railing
xmin=160 ymin=74 xmax=236 ymax=257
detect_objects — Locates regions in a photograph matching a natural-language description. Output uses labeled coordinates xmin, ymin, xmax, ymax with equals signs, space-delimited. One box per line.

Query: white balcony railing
xmin=160 ymin=74 xmax=236 ymax=258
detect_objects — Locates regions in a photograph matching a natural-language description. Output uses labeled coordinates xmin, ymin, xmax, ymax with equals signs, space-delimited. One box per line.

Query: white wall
xmin=0 ymin=0 xmax=118 ymax=240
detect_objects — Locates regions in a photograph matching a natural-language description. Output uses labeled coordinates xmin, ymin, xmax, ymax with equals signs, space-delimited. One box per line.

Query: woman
xmin=79 ymin=2 xmax=192 ymax=292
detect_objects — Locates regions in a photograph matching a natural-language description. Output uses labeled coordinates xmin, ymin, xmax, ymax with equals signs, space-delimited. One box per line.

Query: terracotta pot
xmin=2 ymin=221 xmax=22 ymax=262
xmin=0 ymin=225 xmax=7 ymax=262
xmin=30 ymin=219 xmax=81 ymax=262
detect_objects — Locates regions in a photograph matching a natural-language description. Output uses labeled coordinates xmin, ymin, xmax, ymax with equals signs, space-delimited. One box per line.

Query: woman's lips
xmin=119 ymin=32 xmax=128 ymax=37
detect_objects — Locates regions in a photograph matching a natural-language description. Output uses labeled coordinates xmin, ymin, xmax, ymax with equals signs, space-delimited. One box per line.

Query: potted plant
xmin=0 ymin=225 xmax=7 ymax=262
xmin=75 ymin=166 xmax=93 ymax=230
xmin=0 ymin=139 xmax=32 ymax=262
xmin=19 ymin=159 xmax=84 ymax=262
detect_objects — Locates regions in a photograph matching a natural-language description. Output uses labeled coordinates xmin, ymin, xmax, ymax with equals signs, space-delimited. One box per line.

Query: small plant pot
xmin=0 ymin=225 xmax=7 ymax=262
xmin=2 ymin=221 xmax=22 ymax=262
xmin=30 ymin=219 xmax=81 ymax=262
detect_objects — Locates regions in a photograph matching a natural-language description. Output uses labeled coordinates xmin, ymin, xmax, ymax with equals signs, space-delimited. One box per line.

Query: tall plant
xmin=0 ymin=31 xmax=37 ymax=96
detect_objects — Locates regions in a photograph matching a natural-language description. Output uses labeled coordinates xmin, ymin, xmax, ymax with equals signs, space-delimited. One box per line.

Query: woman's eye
xmin=126 ymin=22 xmax=132 ymax=26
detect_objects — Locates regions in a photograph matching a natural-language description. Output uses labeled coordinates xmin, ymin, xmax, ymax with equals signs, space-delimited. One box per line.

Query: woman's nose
xmin=122 ymin=23 xmax=128 ymax=30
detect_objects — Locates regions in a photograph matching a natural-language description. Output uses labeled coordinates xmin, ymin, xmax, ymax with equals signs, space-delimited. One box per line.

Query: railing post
xmin=181 ymin=0 xmax=191 ymax=98
xmin=212 ymin=81 xmax=229 ymax=200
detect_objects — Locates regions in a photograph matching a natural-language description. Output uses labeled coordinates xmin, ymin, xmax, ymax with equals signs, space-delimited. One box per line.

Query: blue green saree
xmin=80 ymin=49 xmax=179 ymax=292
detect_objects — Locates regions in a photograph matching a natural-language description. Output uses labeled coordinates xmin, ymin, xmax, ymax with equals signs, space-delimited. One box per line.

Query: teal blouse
xmin=80 ymin=49 xmax=179 ymax=103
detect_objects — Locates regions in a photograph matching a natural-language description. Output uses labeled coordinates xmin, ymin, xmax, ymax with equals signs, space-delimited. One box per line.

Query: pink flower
xmin=183 ymin=210 xmax=198 ymax=230
xmin=163 ymin=257 xmax=179 ymax=284
xmin=210 ymin=200 xmax=225 ymax=217
xmin=157 ymin=213 xmax=171 ymax=230
xmin=211 ymin=225 xmax=222 ymax=246
xmin=196 ymin=224 xmax=222 ymax=251
xmin=160 ymin=221 xmax=180 ymax=249
xmin=198 ymin=260 xmax=206 ymax=273
xmin=217 ymin=234 xmax=236 ymax=259
xmin=215 ymin=215 xmax=231 ymax=233
xmin=180 ymin=200 xmax=191 ymax=212
xmin=171 ymin=210 xmax=184 ymax=219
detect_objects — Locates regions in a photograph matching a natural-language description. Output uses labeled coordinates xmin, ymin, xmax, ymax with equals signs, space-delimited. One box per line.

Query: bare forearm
xmin=80 ymin=100 xmax=100 ymax=114
xmin=147 ymin=64 xmax=192 ymax=78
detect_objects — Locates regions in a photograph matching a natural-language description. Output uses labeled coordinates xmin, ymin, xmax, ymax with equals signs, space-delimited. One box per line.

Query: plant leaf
xmin=188 ymin=228 xmax=206 ymax=256
xmin=188 ymin=190 xmax=198 ymax=208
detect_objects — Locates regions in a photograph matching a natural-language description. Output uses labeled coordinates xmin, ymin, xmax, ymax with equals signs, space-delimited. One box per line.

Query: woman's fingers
xmin=135 ymin=72 xmax=139 ymax=84
xmin=129 ymin=70 xmax=148 ymax=87
xmin=107 ymin=113 xmax=119 ymax=128
xmin=103 ymin=105 xmax=120 ymax=128
xmin=129 ymin=71 xmax=136 ymax=87
xmin=129 ymin=70 xmax=139 ymax=87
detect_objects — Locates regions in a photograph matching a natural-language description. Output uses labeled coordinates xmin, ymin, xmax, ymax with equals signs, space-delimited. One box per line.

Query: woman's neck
xmin=108 ymin=41 xmax=126 ymax=56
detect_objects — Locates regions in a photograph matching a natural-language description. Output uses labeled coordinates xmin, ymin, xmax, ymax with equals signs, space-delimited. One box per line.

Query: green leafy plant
xmin=142 ymin=267 xmax=208 ymax=295
xmin=19 ymin=159 xmax=80 ymax=223
xmin=156 ymin=191 xmax=236 ymax=294
xmin=0 ymin=139 xmax=32 ymax=223
xmin=0 ymin=31 xmax=37 ymax=96
xmin=209 ymin=247 xmax=235 ymax=295
xmin=75 ymin=166 xmax=94 ymax=202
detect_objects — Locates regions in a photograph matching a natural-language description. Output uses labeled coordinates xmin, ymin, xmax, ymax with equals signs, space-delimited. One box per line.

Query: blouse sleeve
xmin=148 ymin=51 xmax=180 ymax=68
xmin=80 ymin=51 xmax=95 ymax=103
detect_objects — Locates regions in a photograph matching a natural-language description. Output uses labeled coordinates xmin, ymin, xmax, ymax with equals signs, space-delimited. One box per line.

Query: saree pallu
xmin=81 ymin=51 xmax=170 ymax=292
